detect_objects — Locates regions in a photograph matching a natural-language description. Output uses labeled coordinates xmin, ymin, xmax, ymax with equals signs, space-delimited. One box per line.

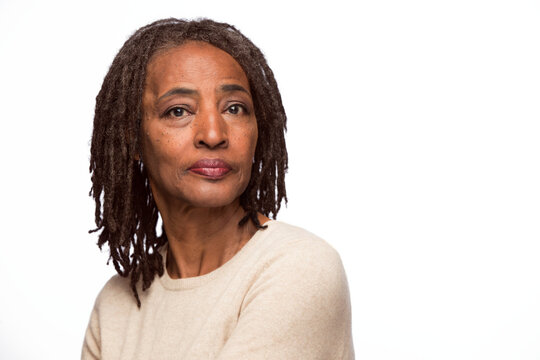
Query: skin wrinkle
xmin=158 ymin=84 xmax=250 ymax=102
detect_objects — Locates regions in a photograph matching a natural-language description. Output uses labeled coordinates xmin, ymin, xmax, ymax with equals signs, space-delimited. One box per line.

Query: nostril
xmin=197 ymin=138 xmax=228 ymax=149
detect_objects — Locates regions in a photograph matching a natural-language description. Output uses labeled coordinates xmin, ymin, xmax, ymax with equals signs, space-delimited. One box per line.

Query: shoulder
xmin=262 ymin=220 xmax=340 ymax=254
xmin=258 ymin=220 xmax=345 ymax=275
xmin=225 ymin=221 xmax=354 ymax=359
xmin=246 ymin=220 xmax=350 ymax=307
xmin=82 ymin=275 xmax=134 ymax=359
xmin=93 ymin=274 xmax=135 ymax=314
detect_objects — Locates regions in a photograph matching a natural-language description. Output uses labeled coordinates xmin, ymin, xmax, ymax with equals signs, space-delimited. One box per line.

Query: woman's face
xmin=140 ymin=41 xmax=258 ymax=210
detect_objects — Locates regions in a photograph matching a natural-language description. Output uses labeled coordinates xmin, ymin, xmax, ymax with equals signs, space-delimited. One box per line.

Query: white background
xmin=1 ymin=0 xmax=539 ymax=359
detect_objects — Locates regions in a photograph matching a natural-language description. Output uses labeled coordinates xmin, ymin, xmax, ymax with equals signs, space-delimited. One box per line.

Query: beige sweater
xmin=82 ymin=221 xmax=354 ymax=359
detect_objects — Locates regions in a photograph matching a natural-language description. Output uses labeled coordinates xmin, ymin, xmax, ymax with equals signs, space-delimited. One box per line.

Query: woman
xmin=83 ymin=18 xmax=354 ymax=359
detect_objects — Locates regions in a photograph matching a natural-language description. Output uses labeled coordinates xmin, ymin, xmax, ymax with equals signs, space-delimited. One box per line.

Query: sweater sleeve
xmin=81 ymin=302 xmax=101 ymax=360
xmin=216 ymin=239 xmax=355 ymax=360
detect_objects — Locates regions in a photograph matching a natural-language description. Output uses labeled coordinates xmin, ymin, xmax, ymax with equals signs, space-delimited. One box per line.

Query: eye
xmin=226 ymin=104 xmax=246 ymax=115
xmin=168 ymin=107 xmax=187 ymax=117
xmin=164 ymin=106 xmax=193 ymax=119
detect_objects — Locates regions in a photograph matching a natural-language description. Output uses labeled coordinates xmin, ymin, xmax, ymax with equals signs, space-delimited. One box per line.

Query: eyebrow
xmin=219 ymin=84 xmax=250 ymax=95
xmin=158 ymin=87 xmax=198 ymax=101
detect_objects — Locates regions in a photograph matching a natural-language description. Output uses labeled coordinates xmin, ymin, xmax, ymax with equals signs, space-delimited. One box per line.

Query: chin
xmin=181 ymin=185 xmax=246 ymax=209
xmin=188 ymin=196 xmax=237 ymax=208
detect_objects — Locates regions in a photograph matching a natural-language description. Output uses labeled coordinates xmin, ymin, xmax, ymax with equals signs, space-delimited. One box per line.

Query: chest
xmin=100 ymin=286 xmax=244 ymax=360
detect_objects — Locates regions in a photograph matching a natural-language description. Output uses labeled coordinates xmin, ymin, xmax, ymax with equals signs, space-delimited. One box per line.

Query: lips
xmin=188 ymin=158 xmax=232 ymax=179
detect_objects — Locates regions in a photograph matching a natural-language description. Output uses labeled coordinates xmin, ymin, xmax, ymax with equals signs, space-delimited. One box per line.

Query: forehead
xmin=145 ymin=41 xmax=250 ymax=93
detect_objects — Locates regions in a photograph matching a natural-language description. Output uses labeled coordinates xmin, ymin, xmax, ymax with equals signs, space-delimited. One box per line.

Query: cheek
xmin=231 ymin=124 xmax=257 ymax=177
xmin=142 ymin=129 xmax=164 ymax=161
xmin=232 ymin=122 xmax=257 ymax=157
xmin=246 ymin=123 xmax=258 ymax=155
xmin=142 ymin=127 xmax=185 ymax=172
xmin=245 ymin=126 xmax=258 ymax=176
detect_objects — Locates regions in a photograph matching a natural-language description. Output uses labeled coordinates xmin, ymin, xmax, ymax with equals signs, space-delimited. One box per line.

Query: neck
xmin=158 ymin=199 xmax=268 ymax=279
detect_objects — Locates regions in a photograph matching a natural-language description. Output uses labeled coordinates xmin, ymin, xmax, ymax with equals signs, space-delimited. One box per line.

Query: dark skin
xmin=140 ymin=41 xmax=269 ymax=279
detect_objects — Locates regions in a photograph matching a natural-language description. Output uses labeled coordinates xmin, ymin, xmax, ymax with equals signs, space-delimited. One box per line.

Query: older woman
xmin=83 ymin=18 xmax=354 ymax=359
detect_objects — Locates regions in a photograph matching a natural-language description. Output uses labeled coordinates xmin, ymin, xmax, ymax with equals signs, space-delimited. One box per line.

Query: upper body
xmin=82 ymin=221 xmax=354 ymax=359
xmin=86 ymin=18 xmax=354 ymax=360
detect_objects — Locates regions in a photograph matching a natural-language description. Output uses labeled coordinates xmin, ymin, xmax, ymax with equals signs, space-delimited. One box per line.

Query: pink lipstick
xmin=188 ymin=159 xmax=232 ymax=179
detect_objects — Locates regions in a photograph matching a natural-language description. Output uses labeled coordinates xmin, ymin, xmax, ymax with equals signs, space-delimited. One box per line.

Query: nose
xmin=194 ymin=107 xmax=228 ymax=149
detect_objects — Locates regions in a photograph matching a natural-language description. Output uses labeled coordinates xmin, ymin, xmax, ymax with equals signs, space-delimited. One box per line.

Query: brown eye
xmin=227 ymin=104 xmax=242 ymax=115
xmin=170 ymin=107 xmax=186 ymax=117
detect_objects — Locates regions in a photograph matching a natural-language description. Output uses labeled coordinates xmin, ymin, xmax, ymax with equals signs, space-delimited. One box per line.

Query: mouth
xmin=188 ymin=158 xmax=232 ymax=179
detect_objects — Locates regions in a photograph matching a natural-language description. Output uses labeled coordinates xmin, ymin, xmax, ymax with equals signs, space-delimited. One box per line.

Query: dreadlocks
xmin=89 ymin=18 xmax=288 ymax=307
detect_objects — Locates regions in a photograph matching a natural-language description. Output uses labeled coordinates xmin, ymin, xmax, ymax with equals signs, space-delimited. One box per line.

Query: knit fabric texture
xmin=82 ymin=221 xmax=354 ymax=359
